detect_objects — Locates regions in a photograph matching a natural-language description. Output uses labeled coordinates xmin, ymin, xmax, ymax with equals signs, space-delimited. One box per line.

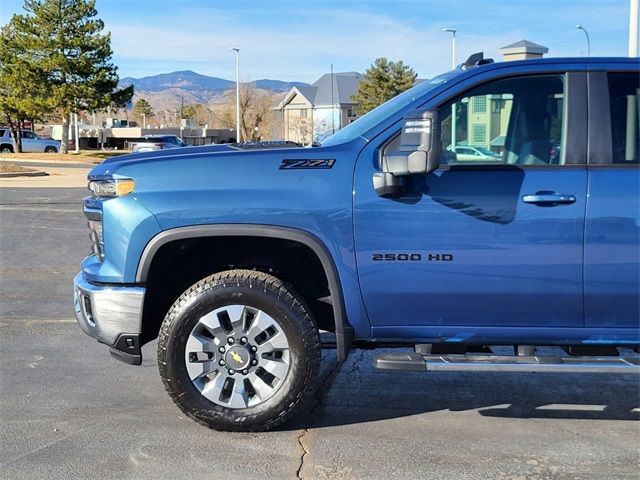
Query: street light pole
xmin=630 ymin=0 xmax=639 ymax=57
xmin=442 ymin=28 xmax=457 ymax=149
xmin=74 ymin=112 xmax=80 ymax=153
xmin=627 ymin=0 xmax=638 ymax=161
xmin=230 ymin=47 xmax=241 ymax=143
xmin=442 ymin=28 xmax=457 ymax=69
xmin=576 ymin=25 xmax=591 ymax=57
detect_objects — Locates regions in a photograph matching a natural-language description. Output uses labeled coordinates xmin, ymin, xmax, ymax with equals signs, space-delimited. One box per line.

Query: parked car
xmin=74 ymin=55 xmax=640 ymax=432
xmin=0 ymin=128 xmax=60 ymax=153
xmin=450 ymin=145 xmax=501 ymax=162
xmin=130 ymin=135 xmax=188 ymax=152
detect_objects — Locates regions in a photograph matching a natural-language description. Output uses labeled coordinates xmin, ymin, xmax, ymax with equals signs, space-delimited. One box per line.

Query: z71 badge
xmin=280 ymin=159 xmax=336 ymax=170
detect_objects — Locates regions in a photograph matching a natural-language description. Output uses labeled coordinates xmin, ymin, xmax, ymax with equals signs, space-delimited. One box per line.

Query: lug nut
xmin=228 ymin=338 xmax=235 ymax=345
xmin=219 ymin=360 xmax=226 ymax=366
xmin=251 ymin=359 xmax=258 ymax=365
xmin=240 ymin=337 xmax=248 ymax=344
xmin=242 ymin=369 xmax=248 ymax=375
xmin=228 ymin=369 xmax=235 ymax=375
xmin=251 ymin=346 xmax=257 ymax=352
xmin=218 ymin=346 xmax=226 ymax=353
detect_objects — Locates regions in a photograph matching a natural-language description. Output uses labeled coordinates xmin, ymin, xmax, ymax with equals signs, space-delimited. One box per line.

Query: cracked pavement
xmin=1 ymin=188 xmax=639 ymax=480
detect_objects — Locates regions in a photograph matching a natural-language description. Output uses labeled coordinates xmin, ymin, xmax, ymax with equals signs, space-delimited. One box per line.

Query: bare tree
xmin=224 ymin=83 xmax=273 ymax=141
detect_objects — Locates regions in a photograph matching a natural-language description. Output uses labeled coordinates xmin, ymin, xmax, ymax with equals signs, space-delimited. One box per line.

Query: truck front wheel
xmin=157 ymin=269 xmax=321 ymax=431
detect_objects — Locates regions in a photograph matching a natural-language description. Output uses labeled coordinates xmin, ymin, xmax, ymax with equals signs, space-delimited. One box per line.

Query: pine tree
xmin=0 ymin=22 xmax=51 ymax=152
xmin=2 ymin=0 xmax=133 ymax=153
xmin=181 ymin=104 xmax=202 ymax=122
xmin=133 ymin=98 xmax=154 ymax=125
xmin=352 ymin=58 xmax=417 ymax=115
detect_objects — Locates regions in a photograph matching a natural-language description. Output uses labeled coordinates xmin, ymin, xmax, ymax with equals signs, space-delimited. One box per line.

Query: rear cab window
xmin=608 ymin=72 xmax=639 ymax=164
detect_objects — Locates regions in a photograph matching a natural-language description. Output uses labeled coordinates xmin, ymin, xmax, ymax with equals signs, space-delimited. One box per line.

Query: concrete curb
xmin=0 ymin=156 xmax=98 ymax=166
xmin=0 ymin=171 xmax=49 ymax=178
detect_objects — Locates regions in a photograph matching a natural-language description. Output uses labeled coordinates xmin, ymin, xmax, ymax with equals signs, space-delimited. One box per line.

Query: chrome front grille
xmin=88 ymin=220 xmax=104 ymax=260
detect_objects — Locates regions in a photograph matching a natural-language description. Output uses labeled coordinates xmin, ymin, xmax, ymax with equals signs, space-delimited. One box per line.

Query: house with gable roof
xmin=273 ymin=71 xmax=363 ymax=144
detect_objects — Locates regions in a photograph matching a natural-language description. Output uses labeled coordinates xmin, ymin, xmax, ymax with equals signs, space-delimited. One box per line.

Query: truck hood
xmin=99 ymin=143 xmax=237 ymax=167
xmin=87 ymin=140 xmax=359 ymax=180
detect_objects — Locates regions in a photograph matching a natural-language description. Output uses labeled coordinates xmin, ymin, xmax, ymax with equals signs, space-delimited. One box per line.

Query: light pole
xmin=630 ymin=0 xmax=639 ymax=57
xmin=74 ymin=112 xmax=80 ymax=153
xmin=576 ymin=25 xmax=591 ymax=57
xmin=442 ymin=28 xmax=457 ymax=149
xmin=442 ymin=28 xmax=457 ymax=69
xmin=230 ymin=47 xmax=241 ymax=143
xmin=142 ymin=113 xmax=146 ymax=129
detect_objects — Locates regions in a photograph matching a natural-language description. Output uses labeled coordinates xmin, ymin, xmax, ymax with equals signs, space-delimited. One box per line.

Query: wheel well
xmin=140 ymin=236 xmax=336 ymax=345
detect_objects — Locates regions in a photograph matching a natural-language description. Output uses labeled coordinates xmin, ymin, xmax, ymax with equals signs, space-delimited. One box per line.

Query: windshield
xmin=321 ymin=72 xmax=458 ymax=147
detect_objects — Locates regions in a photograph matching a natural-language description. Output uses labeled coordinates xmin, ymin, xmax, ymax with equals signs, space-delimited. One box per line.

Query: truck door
xmin=584 ymin=70 xmax=639 ymax=328
xmin=353 ymin=72 xmax=588 ymax=335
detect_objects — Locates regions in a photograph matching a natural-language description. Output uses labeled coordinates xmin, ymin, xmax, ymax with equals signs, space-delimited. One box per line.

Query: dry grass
xmin=0 ymin=150 xmax=129 ymax=163
xmin=0 ymin=163 xmax=37 ymax=174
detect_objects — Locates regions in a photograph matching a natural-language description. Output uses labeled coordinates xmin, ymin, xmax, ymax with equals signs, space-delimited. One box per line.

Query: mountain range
xmin=119 ymin=70 xmax=309 ymax=112
xmin=120 ymin=70 xmax=308 ymax=93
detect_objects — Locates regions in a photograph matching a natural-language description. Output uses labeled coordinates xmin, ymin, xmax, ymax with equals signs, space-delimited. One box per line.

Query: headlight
xmin=88 ymin=178 xmax=135 ymax=197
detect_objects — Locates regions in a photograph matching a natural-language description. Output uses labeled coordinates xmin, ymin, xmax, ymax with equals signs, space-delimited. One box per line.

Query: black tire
xmin=157 ymin=269 xmax=321 ymax=431
xmin=0 ymin=145 xmax=13 ymax=153
xmin=44 ymin=146 xmax=57 ymax=153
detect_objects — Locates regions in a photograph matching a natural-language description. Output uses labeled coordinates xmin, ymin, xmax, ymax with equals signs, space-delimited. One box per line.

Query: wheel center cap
xmin=225 ymin=345 xmax=251 ymax=370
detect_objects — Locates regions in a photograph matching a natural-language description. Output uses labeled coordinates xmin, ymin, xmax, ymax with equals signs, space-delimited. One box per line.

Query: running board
xmin=374 ymin=353 xmax=640 ymax=374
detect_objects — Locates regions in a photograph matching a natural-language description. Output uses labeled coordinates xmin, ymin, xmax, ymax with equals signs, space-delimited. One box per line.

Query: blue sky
xmin=1 ymin=0 xmax=636 ymax=82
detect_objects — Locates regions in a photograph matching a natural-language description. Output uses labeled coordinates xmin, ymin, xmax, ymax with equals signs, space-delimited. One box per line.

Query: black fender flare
xmin=136 ymin=224 xmax=353 ymax=361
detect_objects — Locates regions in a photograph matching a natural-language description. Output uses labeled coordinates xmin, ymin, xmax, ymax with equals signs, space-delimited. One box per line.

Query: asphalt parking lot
xmin=1 ymin=186 xmax=639 ymax=480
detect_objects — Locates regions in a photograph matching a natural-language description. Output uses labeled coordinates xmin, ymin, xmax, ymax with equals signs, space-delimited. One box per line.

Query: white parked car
xmin=451 ymin=146 xmax=501 ymax=162
xmin=130 ymin=135 xmax=188 ymax=152
xmin=0 ymin=128 xmax=61 ymax=153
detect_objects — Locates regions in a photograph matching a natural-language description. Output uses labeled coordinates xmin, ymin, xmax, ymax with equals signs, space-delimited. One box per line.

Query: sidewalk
xmin=0 ymin=165 xmax=91 ymax=188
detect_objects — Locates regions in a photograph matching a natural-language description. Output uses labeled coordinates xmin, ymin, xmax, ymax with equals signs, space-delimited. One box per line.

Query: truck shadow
xmin=285 ymin=350 xmax=640 ymax=431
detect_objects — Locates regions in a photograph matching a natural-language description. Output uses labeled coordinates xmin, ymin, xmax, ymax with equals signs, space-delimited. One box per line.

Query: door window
xmin=608 ymin=73 xmax=639 ymax=164
xmin=21 ymin=131 xmax=37 ymax=139
xmin=439 ymin=75 xmax=566 ymax=166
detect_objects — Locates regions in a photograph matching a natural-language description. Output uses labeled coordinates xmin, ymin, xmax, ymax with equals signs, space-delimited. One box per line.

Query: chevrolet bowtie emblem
xmin=230 ymin=352 xmax=243 ymax=363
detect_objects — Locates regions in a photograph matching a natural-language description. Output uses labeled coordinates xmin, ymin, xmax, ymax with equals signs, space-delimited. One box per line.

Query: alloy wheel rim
xmin=184 ymin=304 xmax=291 ymax=409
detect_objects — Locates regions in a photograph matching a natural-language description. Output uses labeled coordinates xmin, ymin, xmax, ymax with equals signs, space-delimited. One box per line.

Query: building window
xmin=472 ymin=124 xmax=486 ymax=143
xmin=347 ymin=108 xmax=356 ymax=118
xmin=473 ymin=96 xmax=486 ymax=113
xmin=300 ymin=109 xmax=308 ymax=119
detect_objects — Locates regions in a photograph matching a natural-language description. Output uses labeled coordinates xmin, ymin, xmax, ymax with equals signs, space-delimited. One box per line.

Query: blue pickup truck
xmin=74 ymin=55 xmax=639 ymax=431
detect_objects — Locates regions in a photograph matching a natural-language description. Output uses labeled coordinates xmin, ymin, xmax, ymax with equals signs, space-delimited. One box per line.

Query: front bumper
xmin=73 ymin=272 xmax=145 ymax=365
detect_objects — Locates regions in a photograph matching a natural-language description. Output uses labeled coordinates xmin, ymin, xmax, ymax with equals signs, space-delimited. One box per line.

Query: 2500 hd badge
xmin=372 ymin=253 xmax=454 ymax=262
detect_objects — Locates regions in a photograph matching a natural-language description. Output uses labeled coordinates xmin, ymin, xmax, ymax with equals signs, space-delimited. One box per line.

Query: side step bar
xmin=374 ymin=353 xmax=640 ymax=374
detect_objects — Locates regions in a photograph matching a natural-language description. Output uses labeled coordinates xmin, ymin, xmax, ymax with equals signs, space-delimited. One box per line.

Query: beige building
xmin=498 ymin=40 xmax=549 ymax=61
xmin=273 ymin=72 xmax=363 ymax=145
xmin=466 ymin=94 xmax=513 ymax=150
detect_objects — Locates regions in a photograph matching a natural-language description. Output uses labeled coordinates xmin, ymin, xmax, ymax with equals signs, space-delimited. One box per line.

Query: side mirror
xmin=374 ymin=109 xmax=441 ymax=198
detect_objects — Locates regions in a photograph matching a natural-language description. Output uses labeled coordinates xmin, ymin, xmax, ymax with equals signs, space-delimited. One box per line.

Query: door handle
xmin=522 ymin=193 xmax=576 ymax=205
